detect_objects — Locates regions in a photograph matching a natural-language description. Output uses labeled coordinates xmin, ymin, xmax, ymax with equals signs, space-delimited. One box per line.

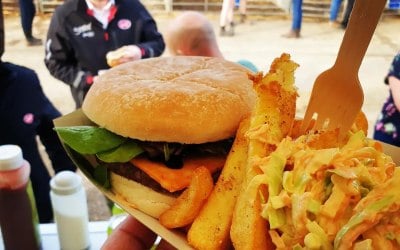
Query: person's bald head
xmin=166 ymin=11 xmax=223 ymax=58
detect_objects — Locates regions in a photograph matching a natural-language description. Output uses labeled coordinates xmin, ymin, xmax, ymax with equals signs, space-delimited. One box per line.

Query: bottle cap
xmin=50 ymin=171 xmax=82 ymax=195
xmin=0 ymin=145 xmax=24 ymax=171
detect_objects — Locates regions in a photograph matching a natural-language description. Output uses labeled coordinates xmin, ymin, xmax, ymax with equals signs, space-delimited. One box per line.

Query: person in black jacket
xmin=44 ymin=0 xmax=165 ymax=108
xmin=0 ymin=0 xmax=76 ymax=223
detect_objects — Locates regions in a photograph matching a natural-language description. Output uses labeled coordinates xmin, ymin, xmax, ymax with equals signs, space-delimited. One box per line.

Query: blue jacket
xmin=0 ymin=62 xmax=76 ymax=222
xmin=44 ymin=0 xmax=165 ymax=107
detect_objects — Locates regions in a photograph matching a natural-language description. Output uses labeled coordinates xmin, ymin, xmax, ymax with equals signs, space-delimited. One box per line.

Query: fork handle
xmin=334 ymin=0 xmax=387 ymax=75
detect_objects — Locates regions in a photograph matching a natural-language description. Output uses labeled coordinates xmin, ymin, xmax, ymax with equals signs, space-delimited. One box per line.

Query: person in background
xmin=18 ymin=0 xmax=42 ymax=46
xmin=166 ymin=11 xmax=258 ymax=73
xmin=374 ymin=53 xmax=400 ymax=147
xmin=329 ymin=0 xmax=343 ymax=27
xmin=282 ymin=0 xmax=302 ymax=38
xmin=329 ymin=0 xmax=354 ymax=29
xmin=166 ymin=11 xmax=223 ymax=57
xmin=44 ymin=0 xmax=165 ymax=109
xmin=238 ymin=0 xmax=247 ymax=23
xmin=219 ymin=0 xmax=235 ymax=36
xmin=340 ymin=0 xmax=354 ymax=29
xmin=0 ymin=0 xmax=77 ymax=223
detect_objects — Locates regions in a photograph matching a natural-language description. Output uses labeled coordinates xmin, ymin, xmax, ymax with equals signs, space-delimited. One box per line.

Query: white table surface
xmin=0 ymin=221 xmax=109 ymax=250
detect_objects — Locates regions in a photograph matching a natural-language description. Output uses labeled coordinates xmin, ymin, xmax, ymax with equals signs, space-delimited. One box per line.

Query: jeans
xmin=18 ymin=0 xmax=36 ymax=38
xmin=292 ymin=0 xmax=302 ymax=30
xmin=329 ymin=0 xmax=343 ymax=21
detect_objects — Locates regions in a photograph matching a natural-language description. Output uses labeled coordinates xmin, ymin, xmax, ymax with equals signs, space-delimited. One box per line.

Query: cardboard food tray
xmin=54 ymin=110 xmax=400 ymax=249
xmin=54 ymin=109 xmax=194 ymax=250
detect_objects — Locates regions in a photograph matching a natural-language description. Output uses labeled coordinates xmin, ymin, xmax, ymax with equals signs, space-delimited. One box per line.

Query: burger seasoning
xmin=0 ymin=145 xmax=41 ymax=250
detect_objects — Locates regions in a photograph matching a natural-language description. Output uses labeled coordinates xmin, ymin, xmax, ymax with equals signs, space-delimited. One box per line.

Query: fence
xmin=3 ymin=0 xmax=399 ymax=19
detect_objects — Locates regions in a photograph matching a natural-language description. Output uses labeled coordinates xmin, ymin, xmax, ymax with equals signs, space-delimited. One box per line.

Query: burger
xmin=55 ymin=56 xmax=256 ymax=218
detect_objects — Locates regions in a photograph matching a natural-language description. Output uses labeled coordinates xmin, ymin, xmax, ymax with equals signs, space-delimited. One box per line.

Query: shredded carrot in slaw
xmin=254 ymin=130 xmax=400 ymax=249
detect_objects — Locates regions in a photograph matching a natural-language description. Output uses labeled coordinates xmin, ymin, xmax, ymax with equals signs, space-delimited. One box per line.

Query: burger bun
xmin=83 ymin=56 xmax=256 ymax=144
xmin=110 ymin=172 xmax=176 ymax=218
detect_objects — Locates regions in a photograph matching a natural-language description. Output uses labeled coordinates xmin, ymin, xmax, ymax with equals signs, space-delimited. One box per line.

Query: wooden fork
xmin=301 ymin=0 xmax=387 ymax=138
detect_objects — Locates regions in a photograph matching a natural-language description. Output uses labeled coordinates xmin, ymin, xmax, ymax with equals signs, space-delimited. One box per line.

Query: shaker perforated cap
xmin=0 ymin=145 xmax=24 ymax=171
xmin=50 ymin=171 xmax=82 ymax=195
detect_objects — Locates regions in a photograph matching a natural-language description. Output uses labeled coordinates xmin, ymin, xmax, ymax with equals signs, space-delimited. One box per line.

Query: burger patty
xmin=107 ymin=162 xmax=179 ymax=195
xmin=107 ymin=161 xmax=222 ymax=195
xmin=104 ymin=139 xmax=233 ymax=195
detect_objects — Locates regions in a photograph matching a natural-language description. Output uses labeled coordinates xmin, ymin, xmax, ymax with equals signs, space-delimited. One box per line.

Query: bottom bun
xmin=110 ymin=172 xmax=176 ymax=218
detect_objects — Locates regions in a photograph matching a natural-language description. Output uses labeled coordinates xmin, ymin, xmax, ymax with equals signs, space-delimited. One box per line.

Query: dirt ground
xmin=3 ymin=11 xmax=400 ymax=221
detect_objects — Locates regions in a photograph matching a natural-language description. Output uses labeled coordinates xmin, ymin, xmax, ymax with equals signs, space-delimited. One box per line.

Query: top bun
xmin=82 ymin=56 xmax=256 ymax=144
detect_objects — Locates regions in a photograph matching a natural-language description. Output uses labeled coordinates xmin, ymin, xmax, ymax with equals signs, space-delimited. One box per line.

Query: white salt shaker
xmin=50 ymin=171 xmax=90 ymax=250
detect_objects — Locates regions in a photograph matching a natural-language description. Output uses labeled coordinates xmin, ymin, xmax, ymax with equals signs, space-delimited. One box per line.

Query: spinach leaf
xmin=55 ymin=126 xmax=126 ymax=154
xmin=97 ymin=140 xmax=144 ymax=163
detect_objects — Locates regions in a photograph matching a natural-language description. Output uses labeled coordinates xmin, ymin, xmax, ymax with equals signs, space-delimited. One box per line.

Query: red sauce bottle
xmin=0 ymin=145 xmax=41 ymax=250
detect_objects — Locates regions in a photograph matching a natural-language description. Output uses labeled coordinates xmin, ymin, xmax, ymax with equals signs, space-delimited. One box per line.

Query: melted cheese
xmin=130 ymin=156 xmax=226 ymax=192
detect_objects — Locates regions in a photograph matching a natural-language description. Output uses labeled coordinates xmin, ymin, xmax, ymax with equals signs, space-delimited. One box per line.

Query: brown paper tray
xmin=54 ymin=110 xmax=400 ymax=249
xmin=54 ymin=109 xmax=193 ymax=250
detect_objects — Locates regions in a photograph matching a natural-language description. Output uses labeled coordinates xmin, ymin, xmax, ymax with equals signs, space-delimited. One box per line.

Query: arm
xmin=389 ymin=76 xmax=400 ymax=111
xmin=44 ymin=11 xmax=92 ymax=88
xmin=105 ymin=5 xmax=165 ymax=67
xmin=387 ymin=54 xmax=400 ymax=111
xmin=135 ymin=6 xmax=165 ymax=58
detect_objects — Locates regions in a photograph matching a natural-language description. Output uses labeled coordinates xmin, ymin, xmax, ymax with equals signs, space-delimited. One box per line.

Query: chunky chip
xmin=231 ymin=53 xmax=298 ymax=249
xmin=159 ymin=166 xmax=213 ymax=229
xmin=187 ymin=118 xmax=250 ymax=250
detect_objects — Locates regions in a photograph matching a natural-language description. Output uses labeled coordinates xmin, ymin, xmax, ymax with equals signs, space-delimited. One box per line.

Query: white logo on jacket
xmin=73 ymin=22 xmax=94 ymax=38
